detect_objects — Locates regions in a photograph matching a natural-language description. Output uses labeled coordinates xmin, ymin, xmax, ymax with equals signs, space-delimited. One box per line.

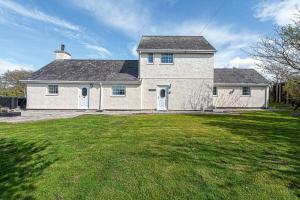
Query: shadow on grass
xmin=0 ymin=138 xmax=56 ymax=200
xmin=134 ymin=112 xmax=300 ymax=197
xmin=203 ymin=112 xmax=300 ymax=196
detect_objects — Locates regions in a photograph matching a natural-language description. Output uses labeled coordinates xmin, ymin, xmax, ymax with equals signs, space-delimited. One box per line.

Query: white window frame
xmin=111 ymin=85 xmax=126 ymax=96
xmin=213 ymin=86 xmax=218 ymax=96
xmin=147 ymin=53 xmax=154 ymax=64
xmin=242 ymin=86 xmax=251 ymax=96
xmin=47 ymin=85 xmax=58 ymax=95
xmin=160 ymin=53 xmax=174 ymax=64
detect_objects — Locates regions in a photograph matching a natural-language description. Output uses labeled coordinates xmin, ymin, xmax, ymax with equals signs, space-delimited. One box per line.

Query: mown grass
xmin=0 ymin=108 xmax=299 ymax=199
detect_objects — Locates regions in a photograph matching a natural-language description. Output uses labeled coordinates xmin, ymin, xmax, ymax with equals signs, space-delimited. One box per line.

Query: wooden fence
xmin=271 ymin=83 xmax=296 ymax=105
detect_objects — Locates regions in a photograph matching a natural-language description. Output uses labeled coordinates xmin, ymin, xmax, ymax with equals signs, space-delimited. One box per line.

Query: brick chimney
xmin=54 ymin=44 xmax=71 ymax=60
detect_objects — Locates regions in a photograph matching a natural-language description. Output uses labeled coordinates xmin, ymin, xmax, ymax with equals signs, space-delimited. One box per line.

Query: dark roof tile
xmin=27 ymin=60 xmax=139 ymax=81
xmin=214 ymin=68 xmax=268 ymax=84
xmin=137 ymin=35 xmax=216 ymax=51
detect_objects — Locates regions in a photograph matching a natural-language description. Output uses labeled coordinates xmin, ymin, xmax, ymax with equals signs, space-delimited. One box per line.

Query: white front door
xmin=79 ymin=85 xmax=90 ymax=109
xmin=157 ymin=86 xmax=168 ymax=111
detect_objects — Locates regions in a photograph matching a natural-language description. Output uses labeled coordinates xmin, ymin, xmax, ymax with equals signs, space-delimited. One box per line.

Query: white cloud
xmin=0 ymin=58 xmax=34 ymax=74
xmin=227 ymin=57 xmax=260 ymax=69
xmin=130 ymin=43 xmax=138 ymax=58
xmin=0 ymin=1 xmax=112 ymax=60
xmin=0 ymin=1 xmax=81 ymax=31
xmin=254 ymin=0 xmax=300 ymax=25
xmin=163 ymin=21 xmax=260 ymax=68
xmin=169 ymin=21 xmax=259 ymax=47
xmin=72 ymin=0 xmax=261 ymax=68
xmin=83 ymin=43 xmax=111 ymax=58
xmin=71 ymin=0 xmax=151 ymax=36
xmin=0 ymin=0 xmax=263 ymax=69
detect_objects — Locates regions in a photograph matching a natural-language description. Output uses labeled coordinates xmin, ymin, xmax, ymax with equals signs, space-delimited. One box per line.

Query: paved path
xmin=0 ymin=109 xmax=259 ymax=123
xmin=0 ymin=110 xmax=99 ymax=123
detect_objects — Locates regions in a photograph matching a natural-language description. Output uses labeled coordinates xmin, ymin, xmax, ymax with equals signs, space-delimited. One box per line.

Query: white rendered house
xmin=22 ymin=36 xmax=269 ymax=110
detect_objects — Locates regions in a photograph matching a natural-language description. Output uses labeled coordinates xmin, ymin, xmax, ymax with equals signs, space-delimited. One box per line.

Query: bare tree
xmin=249 ymin=9 xmax=300 ymax=109
xmin=249 ymin=10 xmax=300 ymax=83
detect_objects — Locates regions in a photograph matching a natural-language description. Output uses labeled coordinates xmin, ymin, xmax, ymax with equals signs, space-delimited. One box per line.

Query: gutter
xmin=265 ymin=85 xmax=269 ymax=109
xmin=99 ymin=82 xmax=102 ymax=111
xmin=214 ymin=83 xmax=269 ymax=86
xmin=20 ymin=80 xmax=141 ymax=85
xmin=137 ymin=49 xmax=217 ymax=53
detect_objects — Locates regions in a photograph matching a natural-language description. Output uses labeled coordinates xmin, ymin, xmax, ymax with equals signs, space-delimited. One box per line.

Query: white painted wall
xmin=142 ymin=79 xmax=213 ymax=110
xmin=139 ymin=53 xmax=214 ymax=79
xmin=139 ymin=52 xmax=214 ymax=110
xmin=101 ymin=84 xmax=141 ymax=110
xmin=27 ymin=52 xmax=268 ymax=110
xmin=213 ymin=86 xmax=268 ymax=108
xmin=27 ymin=83 xmax=100 ymax=109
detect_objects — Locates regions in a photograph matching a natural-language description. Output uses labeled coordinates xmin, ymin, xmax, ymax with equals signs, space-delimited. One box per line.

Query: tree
xmin=250 ymin=11 xmax=300 ymax=76
xmin=249 ymin=9 xmax=300 ymax=109
xmin=285 ymin=76 xmax=300 ymax=110
xmin=0 ymin=69 xmax=33 ymax=97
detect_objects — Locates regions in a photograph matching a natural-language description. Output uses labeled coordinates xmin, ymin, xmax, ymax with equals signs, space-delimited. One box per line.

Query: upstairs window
xmin=48 ymin=85 xmax=58 ymax=95
xmin=161 ymin=53 xmax=173 ymax=64
xmin=213 ymin=87 xmax=218 ymax=96
xmin=147 ymin=53 xmax=154 ymax=64
xmin=242 ymin=87 xmax=251 ymax=96
xmin=112 ymin=85 xmax=126 ymax=96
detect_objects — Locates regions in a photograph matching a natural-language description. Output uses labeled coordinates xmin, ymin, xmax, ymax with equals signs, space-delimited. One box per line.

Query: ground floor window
xmin=112 ymin=85 xmax=126 ymax=96
xmin=48 ymin=85 xmax=58 ymax=95
xmin=213 ymin=86 xmax=218 ymax=96
xmin=242 ymin=86 xmax=251 ymax=96
xmin=161 ymin=53 xmax=173 ymax=64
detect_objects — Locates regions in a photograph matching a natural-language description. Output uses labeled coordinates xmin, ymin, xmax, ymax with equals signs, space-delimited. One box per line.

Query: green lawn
xmin=0 ymin=109 xmax=299 ymax=199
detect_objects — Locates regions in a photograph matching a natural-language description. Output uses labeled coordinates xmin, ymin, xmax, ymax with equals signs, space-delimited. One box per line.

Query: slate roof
xmin=137 ymin=35 xmax=216 ymax=51
xmin=26 ymin=60 xmax=139 ymax=81
xmin=214 ymin=68 xmax=268 ymax=85
xmin=26 ymin=60 xmax=268 ymax=85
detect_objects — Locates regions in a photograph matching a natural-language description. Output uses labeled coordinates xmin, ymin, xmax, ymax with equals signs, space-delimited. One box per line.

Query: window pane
xmin=242 ymin=87 xmax=251 ymax=95
xmin=213 ymin=87 xmax=217 ymax=95
xmin=160 ymin=89 xmax=166 ymax=98
xmin=148 ymin=53 xmax=153 ymax=63
xmin=48 ymin=85 xmax=58 ymax=94
xmin=82 ymin=88 xmax=87 ymax=96
xmin=161 ymin=53 xmax=173 ymax=63
xmin=112 ymin=86 xmax=126 ymax=96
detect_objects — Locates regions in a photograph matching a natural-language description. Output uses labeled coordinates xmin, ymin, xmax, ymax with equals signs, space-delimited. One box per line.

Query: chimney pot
xmin=54 ymin=44 xmax=71 ymax=60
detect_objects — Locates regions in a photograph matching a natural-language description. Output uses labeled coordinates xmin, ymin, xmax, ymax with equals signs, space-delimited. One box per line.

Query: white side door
xmin=79 ymin=85 xmax=90 ymax=109
xmin=157 ymin=86 xmax=168 ymax=111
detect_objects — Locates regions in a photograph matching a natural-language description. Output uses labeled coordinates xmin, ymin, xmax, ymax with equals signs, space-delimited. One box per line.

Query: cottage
xmin=22 ymin=36 xmax=269 ymax=110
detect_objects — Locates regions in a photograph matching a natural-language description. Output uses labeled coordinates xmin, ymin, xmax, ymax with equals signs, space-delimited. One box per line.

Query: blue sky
xmin=0 ymin=0 xmax=299 ymax=73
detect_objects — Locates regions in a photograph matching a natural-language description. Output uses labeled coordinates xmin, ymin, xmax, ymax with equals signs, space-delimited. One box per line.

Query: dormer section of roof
xmin=136 ymin=35 xmax=217 ymax=53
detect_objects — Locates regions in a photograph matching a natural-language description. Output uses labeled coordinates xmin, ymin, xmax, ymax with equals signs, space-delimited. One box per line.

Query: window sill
xmin=110 ymin=95 xmax=126 ymax=97
xmin=147 ymin=63 xmax=154 ymax=65
xmin=46 ymin=94 xmax=58 ymax=96
xmin=241 ymin=95 xmax=251 ymax=97
xmin=213 ymin=95 xmax=218 ymax=97
xmin=159 ymin=63 xmax=174 ymax=65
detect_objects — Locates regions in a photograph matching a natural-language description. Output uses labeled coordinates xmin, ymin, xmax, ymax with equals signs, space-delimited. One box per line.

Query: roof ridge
xmin=141 ymin=35 xmax=204 ymax=37
xmin=55 ymin=59 xmax=138 ymax=61
xmin=214 ymin=68 xmax=256 ymax=70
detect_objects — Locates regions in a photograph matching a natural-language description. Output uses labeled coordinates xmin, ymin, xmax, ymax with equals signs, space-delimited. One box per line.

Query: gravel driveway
xmin=0 ymin=109 xmax=253 ymax=123
xmin=0 ymin=110 xmax=99 ymax=123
